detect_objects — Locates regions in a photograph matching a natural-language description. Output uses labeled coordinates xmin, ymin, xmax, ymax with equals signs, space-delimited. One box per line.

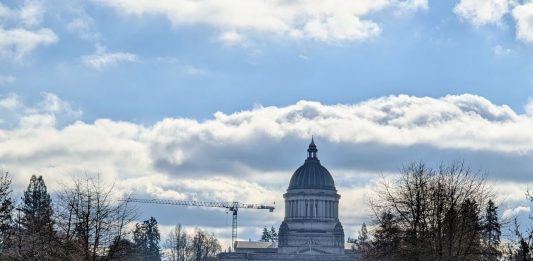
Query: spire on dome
xmin=307 ymin=137 xmax=318 ymax=159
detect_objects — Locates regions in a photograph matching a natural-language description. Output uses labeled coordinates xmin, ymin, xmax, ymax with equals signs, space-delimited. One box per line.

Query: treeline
xmin=348 ymin=162 xmax=532 ymax=261
xmin=164 ymin=224 xmax=221 ymax=261
xmin=0 ymin=172 xmax=221 ymax=260
xmin=4 ymin=161 xmax=533 ymax=261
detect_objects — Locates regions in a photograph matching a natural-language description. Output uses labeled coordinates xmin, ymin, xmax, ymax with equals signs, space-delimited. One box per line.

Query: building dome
xmin=288 ymin=138 xmax=336 ymax=191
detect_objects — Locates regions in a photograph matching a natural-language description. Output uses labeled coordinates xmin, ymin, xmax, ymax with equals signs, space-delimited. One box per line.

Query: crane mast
xmin=123 ymin=198 xmax=275 ymax=251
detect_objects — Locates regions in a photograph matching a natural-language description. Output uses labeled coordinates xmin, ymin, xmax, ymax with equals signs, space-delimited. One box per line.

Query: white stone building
xmin=219 ymin=139 xmax=354 ymax=261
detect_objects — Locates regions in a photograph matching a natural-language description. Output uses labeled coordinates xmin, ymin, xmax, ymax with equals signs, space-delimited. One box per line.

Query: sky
xmin=1 ymin=0 xmax=533 ymax=249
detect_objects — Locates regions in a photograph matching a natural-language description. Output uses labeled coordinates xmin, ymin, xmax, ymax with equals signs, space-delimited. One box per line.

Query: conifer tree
xmin=269 ymin=226 xmax=278 ymax=242
xmin=260 ymin=226 xmax=278 ymax=242
xmin=356 ymin=223 xmax=370 ymax=251
xmin=260 ymin=227 xmax=270 ymax=242
xmin=483 ymin=200 xmax=501 ymax=260
xmin=19 ymin=175 xmax=56 ymax=258
xmin=0 ymin=171 xmax=14 ymax=251
xmin=134 ymin=216 xmax=161 ymax=261
xmin=371 ymin=210 xmax=400 ymax=260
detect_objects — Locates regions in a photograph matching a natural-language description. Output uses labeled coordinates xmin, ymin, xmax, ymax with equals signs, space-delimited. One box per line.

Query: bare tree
xmin=54 ymin=175 xmax=137 ymax=261
xmin=369 ymin=161 xmax=492 ymax=261
xmin=503 ymin=191 xmax=533 ymax=260
xmin=162 ymin=226 xmax=221 ymax=261
xmin=164 ymin=224 xmax=189 ymax=261
xmin=187 ymin=228 xmax=221 ymax=261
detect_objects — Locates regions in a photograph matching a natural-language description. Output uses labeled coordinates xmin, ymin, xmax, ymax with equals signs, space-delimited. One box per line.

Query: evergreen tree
xmin=18 ymin=175 xmax=56 ymax=258
xmin=260 ymin=226 xmax=278 ymax=242
xmin=356 ymin=223 xmax=370 ymax=251
xmin=108 ymin=238 xmax=135 ymax=260
xmin=260 ymin=227 xmax=270 ymax=242
xmin=456 ymin=199 xmax=483 ymax=260
xmin=483 ymin=200 xmax=501 ymax=260
xmin=269 ymin=226 xmax=278 ymax=242
xmin=0 ymin=171 xmax=14 ymax=251
xmin=371 ymin=210 xmax=400 ymax=260
xmin=369 ymin=161 xmax=493 ymax=260
xmin=134 ymin=216 xmax=161 ymax=261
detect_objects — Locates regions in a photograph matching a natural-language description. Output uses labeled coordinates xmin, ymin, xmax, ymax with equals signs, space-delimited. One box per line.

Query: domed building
xmin=219 ymin=139 xmax=353 ymax=261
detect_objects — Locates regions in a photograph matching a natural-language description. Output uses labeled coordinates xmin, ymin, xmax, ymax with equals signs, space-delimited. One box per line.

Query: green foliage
xmin=368 ymin=161 xmax=497 ymax=260
xmin=17 ymin=175 xmax=58 ymax=258
xmin=21 ymin=175 xmax=54 ymax=231
xmin=259 ymin=226 xmax=278 ymax=242
xmin=482 ymin=200 xmax=501 ymax=260
xmin=0 ymin=171 xmax=13 ymax=250
xmin=371 ymin=211 xmax=401 ymax=260
xmin=356 ymin=223 xmax=370 ymax=250
xmin=134 ymin=216 xmax=162 ymax=261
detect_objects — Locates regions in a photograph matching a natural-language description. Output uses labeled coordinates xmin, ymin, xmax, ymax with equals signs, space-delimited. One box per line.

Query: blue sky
xmin=1 ymin=0 xmax=532 ymax=122
xmin=1 ymin=0 xmax=533 ymax=248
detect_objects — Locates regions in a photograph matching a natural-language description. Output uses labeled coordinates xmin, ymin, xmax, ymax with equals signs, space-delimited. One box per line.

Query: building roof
xmin=235 ymin=241 xmax=354 ymax=251
xmin=235 ymin=241 xmax=277 ymax=249
xmin=288 ymin=139 xmax=336 ymax=191
xmin=344 ymin=243 xmax=355 ymax=250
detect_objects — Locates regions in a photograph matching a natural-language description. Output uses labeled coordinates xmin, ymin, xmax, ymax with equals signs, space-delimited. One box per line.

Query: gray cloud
xmin=2 ymin=92 xmax=533 ymax=248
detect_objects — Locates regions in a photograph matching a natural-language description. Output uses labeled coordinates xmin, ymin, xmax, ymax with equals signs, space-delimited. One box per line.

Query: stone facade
xmin=219 ymin=140 xmax=353 ymax=261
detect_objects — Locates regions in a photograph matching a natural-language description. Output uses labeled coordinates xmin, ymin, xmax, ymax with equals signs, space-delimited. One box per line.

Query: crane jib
xmin=119 ymin=197 xmax=275 ymax=252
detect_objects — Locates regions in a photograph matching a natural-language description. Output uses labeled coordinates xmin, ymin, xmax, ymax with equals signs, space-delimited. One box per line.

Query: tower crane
xmin=122 ymin=198 xmax=275 ymax=251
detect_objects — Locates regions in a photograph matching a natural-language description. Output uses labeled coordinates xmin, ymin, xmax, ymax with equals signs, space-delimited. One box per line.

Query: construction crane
xmin=122 ymin=198 xmax=275 ymax=251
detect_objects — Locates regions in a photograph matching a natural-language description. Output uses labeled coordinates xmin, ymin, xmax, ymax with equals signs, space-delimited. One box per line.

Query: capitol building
xmin=219 ymin=139 xmax=354 ymax=261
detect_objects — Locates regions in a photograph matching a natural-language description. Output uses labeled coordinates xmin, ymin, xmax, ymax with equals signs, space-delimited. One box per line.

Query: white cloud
xmin=526 ymin=98 xmax=533 ymax=116
xmin=0 ymin=1 xmax=44 ymax=26
xmin=67 ymin=16 xmax=100 ymax=41
xmin=0 ymin=94 xmax=20 ymax=110
xmin=494 ymin=44 xmax=512 ymax=55
xmin=298 ymin=54 xmax=310 ymax=60
xmin=19 ymin=1 xmax=45 ymax=27
xmin=0 ymin=3 xmax=10 ymax=18
xmin=92 ymin=0 xmax=427 ymax=43
xmin=398 ymin=0 xmax=428 ymax=12
xmin=218 ymin=31 xmax=246 ymax=46
xmin=0 ymin=2 xmax=57 ymax=61
xmin=3 ymin=92 xmax=533 ymax=248
xmin=0 ymin=92 xmax=81 ymax=129
xmin=81 ymin=46 xmax=138 ymax=70
xmin=180 ymin=65 xmax=208 ymax=76
xmin=513 ymin=3 xmax=533 ymax=43
xmin=502 ymin=206 xmax=531 ymax=220
xmin=454 ymin=0 xmax=533 ymax=44
xmin=0 ymin=75 xmax=15 ymax=85
xmin=0 ymin=27 xmax=58 ymax=60
xmin=454 ymin=0 xmax=510 ymax=26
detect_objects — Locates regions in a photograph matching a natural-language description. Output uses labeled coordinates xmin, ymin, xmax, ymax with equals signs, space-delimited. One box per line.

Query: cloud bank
xmin=92 ymin=0 xmax=427 ymax=43
xmin=1 ymin=92 xmax=533 ymax=246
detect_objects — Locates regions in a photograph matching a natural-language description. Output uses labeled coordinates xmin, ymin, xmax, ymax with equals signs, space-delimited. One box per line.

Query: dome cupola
xmin=288 ymin=138 xmax=336 ymax=191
